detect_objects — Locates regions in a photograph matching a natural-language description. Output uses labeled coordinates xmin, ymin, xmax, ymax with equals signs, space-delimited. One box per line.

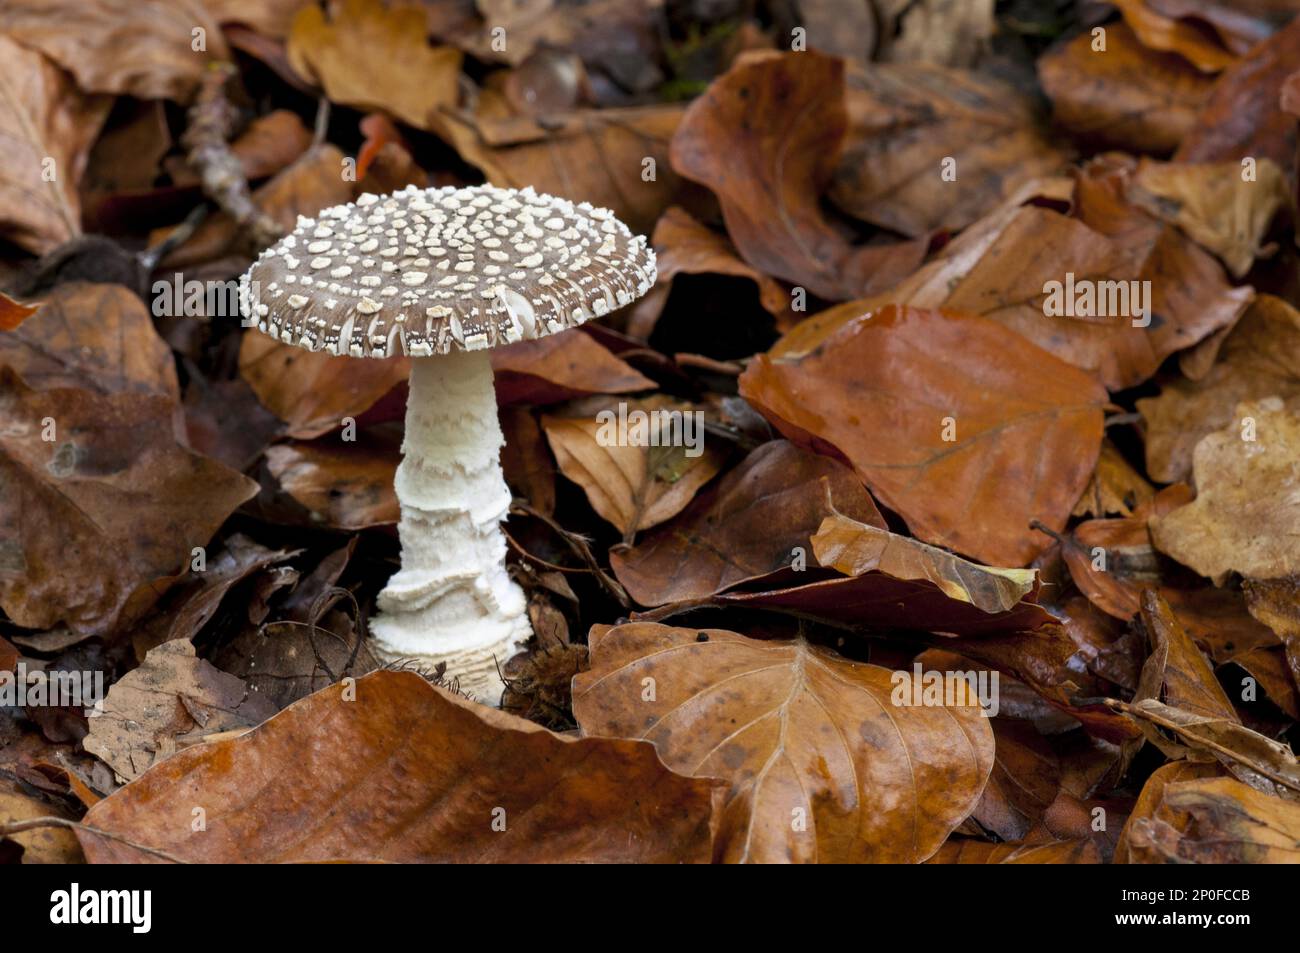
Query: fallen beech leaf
xmin=1038 ymin=22 xmax=1214 ymax=154
xmin=1244 ymin=576 xmax=1300 ymax=693
xmin=1130 ymin=157 xmax=1289 ymax=277
xmin=1072 ymin=440 xmax=1156 ymax=518
xmin=499 ymin=406 xmax=555 ymax=514
xmin=437 ymin=103 xmax=688 ymax=236
xmin=1112 ymin=0 xmax=1238 ymax=72
xmin=492 ymin=330 xmax=654 ymax=406
xmin=670 ymin=51 xmax=927 ymax=301
xmin=1175 ymin=15 xmax=1300 ymax=184
xmin=929 ymin=836 xmax=1101 ymax=864
xmin=541 ymin=398 xmax=724 ymax=536
xmin=1135 ymin=590 xmax=1239 ymax=721
xmin=610 ymin=440 xmax=884 ymax=606
xmin=0 ymin=370 xmax=259 ymax=637
xmin=84 ymin=640 xmax=277 ymax=783
xmin=0 ymin=1 xmax=225 ymax=101
xmin=640 ymin=205 xmax=790 ymax=316
xmin=1151 ymin=399 xmax=1300 ymax=582
xmin=266 ymin=433 xmax=401 ymax=529
xmin=238 ymin=330 xmax=410 ymax=439
xmin=167 ymin=109 xmax=314 ymax=187
xmin=0 ymin=776 xmax=82 ymax=863
xmin=206 ymin=0 xmax=310 ymax=38
xmin=970 ymin=719 xmax=1061 ymax=842
xmin=131 ymin=535 xmax=300 ymax=659
xmin=0 ymin=292 xmax=38 ymax=332
xmin=1123 ymin=699 xmax=1300 ymax=799
xmin=739 ymin=305 xmax=1106 ymax=566
xmin=0 ymin=635 xmax=15 ymax=673
xmin=573 ymin=622 xmax=994 ymax=863
xmin=287 ymin=0 xmax=461 ymax=130
xmin=1123 ymin=775 xmax=1300 ymax=863
xmin=0 ymin=35 xmax=111 ymax=255
xmin=1114 ymin=760 xmax=1220 ymax=864
xmin=0 ymin=282 xmax=178 ymax=400
xmin=1139 ymin=295 xmax=1300 ymax=482
xmin=812 ymin=513 xmax=1046 ymax=618
xmin=78 ymin=671 xmax=720 ymax=863
xmin=216 ymin=616 xmax=377 ymax=711
xmin=829 ymin=62 xmax=1070 ymax=238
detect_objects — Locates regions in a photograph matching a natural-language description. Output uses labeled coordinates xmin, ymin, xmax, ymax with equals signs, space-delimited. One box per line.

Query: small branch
xmin=509 ymin=499 xmax=630 ymax=607
xmin=0 ymin=817 xmax=190 ymax=864
xmin=181 ymin=61 xmax=281 ymax=248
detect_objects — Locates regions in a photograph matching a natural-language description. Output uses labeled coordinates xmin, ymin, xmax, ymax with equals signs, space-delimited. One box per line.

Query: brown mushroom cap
xmin=239 ymin=184 xmax=656 ymax=358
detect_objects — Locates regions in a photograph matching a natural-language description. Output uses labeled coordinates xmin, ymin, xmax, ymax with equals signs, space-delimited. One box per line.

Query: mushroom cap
xmin=239 ymin=184 xmax=657 ymax=358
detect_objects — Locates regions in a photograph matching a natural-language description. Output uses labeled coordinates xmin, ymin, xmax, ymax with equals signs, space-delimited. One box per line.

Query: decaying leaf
xmin=573 ymin=622 xmax=994 ymax=863
xmin=670 ymin=51 xmax=927 ymax=301
xmin=610 ymin=440 xmax=884 ymax=606
xmin=0 ymin=369 xmax=259 ymax=637
xmin=78 ymin=671 xmax=721 ymax=863
xmin=1072 ymin=440 xmax=1156 ymax=518
xmin=266 ymin=433 xmax=401 ymax=529
xmin=1151 ymin=399 xmax=1300 ymax=582
xmin=0 ymin=35 xmax=111 ymax=255
xmin=541 ymin=398 xmax=724 ymax=536
xmin=740 ymin=305 xmax=1106 ymax=566
xmin=85 ymin=640 xmax=277 ymax=783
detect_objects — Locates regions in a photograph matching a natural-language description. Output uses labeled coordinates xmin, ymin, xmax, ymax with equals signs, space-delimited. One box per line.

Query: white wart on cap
xmin=240 ymin=184 xmax=657 ymax=357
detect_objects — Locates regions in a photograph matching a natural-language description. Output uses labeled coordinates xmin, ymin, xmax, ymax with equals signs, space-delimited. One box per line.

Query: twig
xmin=0 ymin=817 xmax=190 ymax=864
xmin=509 ymin=499 xmax=630 ymax=607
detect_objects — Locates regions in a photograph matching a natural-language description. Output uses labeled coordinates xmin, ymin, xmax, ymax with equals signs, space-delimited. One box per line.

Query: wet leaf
xmin=573 ymin=622 xmax=994 ymax=863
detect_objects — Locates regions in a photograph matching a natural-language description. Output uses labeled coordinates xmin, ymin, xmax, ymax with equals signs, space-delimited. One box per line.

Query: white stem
xmin=368 ymin=350 xmax=531 ymax=705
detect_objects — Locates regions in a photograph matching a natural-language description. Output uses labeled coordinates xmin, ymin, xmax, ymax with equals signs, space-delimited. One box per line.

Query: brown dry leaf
xmin=287 ymin=0 xmax=461 ymax=130
xmin=1112 ymin=0 xmax=1238 ymax=72
xmin=266 ymin=433 xmax=401 ymax=529
xmin=1140 ymin=295 xmax=1300 ymax=482
xmin=610 ymin=440 xmax=884 ymax=606
xmin=499 ymin=406 xmax=555 ymax=514
xmin=84 ymin=639 xmax=278 ymax=783
xmin=829 ymin=62 xmax=1070 ymax=238
xmin=492 ymin=330 xmax=653 ymax=406
xmin=541 ymin=398 xmax=724 ymax=537
xmin=969 ymin=719 xmax=1061 ymax=842
xmin=0 ymin=369 xmax=259 ymax=637
xmin=439 ymin=103 xmax=688 ymax=237
xmin=1151 ymin=399 xmax=1300 ymax=582
xmin=1072 ymin=440 xmax=1156 ymax=518
xmin=168 ymin=109 xmax=314 ymax=187
xmin=670 ymin=51 xmax=927 ymax=302
xmin=1114 ymin=759 xmax=1220 ymax=863
xmin=1124 ymin=699 xmax=1300 ymax=799
xmin=1129 ymin=157 xmax=1289 ymax=278
xmin=216 ymin=616 xmax=377 ymax=712
xmin=238 ymin=330 xmax=410 ymax=439
xmin=880 ymin=0 xmax=994 ymax=68
xmin=0 ymin=635 xmax=16 ymax=672
xmin=0 ymin=35 xmax=111 ymax=255
xmin=811 ymin=512 xmax=1053 ymax=623
xmin=0 ymin=292 xmax=38 ymax=332
xmin=1038 ymin=22 xmax=1215 ymax=154
xmin=131 ymin=534 xmax=300 ymax=659
xmin=0 ymin=776 xmax=82 ymax=863
xmin=1135 ymin=590 xmax=1239 ymax=721
xmin=1123 ymin=775 xmax=1300 ymax=863
xmin=0 ymin=282 xmax=178 ymax=400
xmin=573 ymin=622 xmax=994 ymax=863
xmin=928 ymin=836 xmax=1100 ymax=864
xmin=0 ymin=1 xmax=225 ymax=101
xmin=740 ymin=305 xmax=1106 ymax=567
xmin=207 ymin=0 xmax=312 ymax=38
xmin=641 ymin=205 xmax=790 ymax=316
xmin=1175 ymin=15 xmax=1300 ymax=185
xmin=78 ymin=670 xmax=721 ymax=863
xmin=1244 ymin=576 xmax=1300 ymax=693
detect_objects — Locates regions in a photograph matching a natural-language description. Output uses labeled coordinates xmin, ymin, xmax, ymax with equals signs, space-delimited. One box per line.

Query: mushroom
xmin=240 ymin=184 xmax=656 ymax=703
